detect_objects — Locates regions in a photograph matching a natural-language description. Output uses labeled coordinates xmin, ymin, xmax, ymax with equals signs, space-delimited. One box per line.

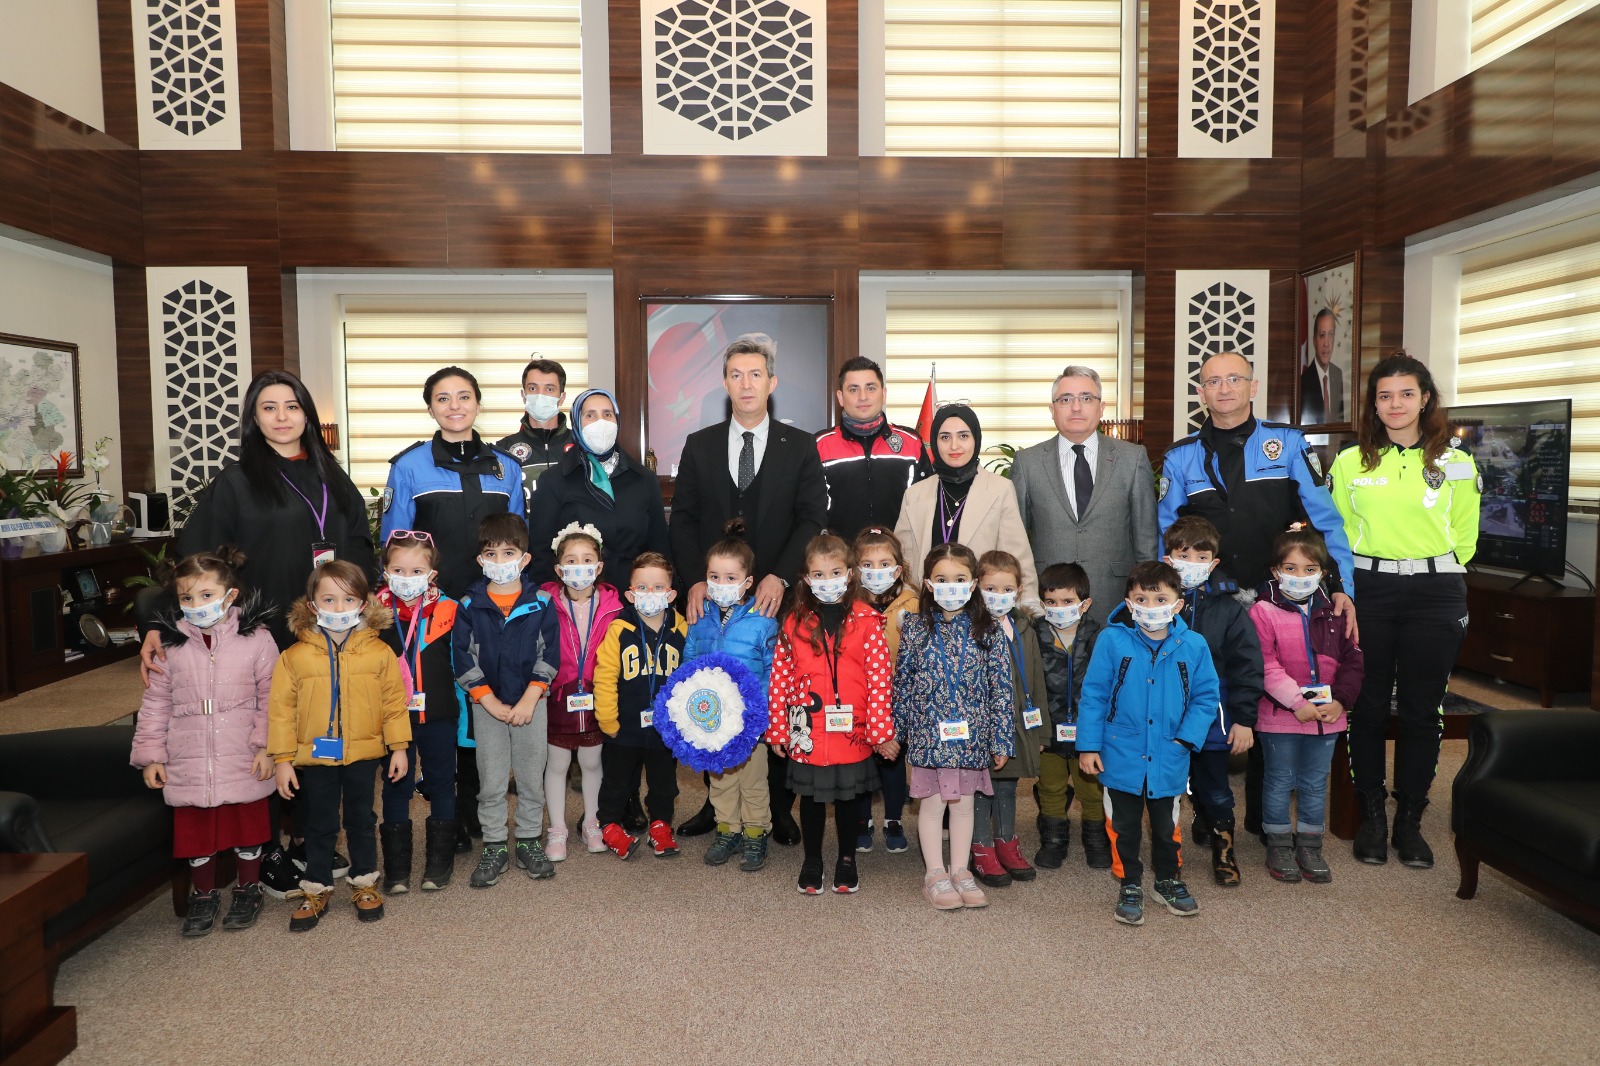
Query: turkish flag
xmin=915 ymin=373 xmax=937 ymax=462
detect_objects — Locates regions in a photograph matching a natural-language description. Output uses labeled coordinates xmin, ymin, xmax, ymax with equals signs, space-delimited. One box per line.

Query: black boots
xmin=422 ymin=818 xmax=457 ymax=890
xmin=678 ymin=798 xmax=717 ymax=837
xmin=1034 ymin=815 xmax=1071 ymax=869
xmin=1392 ymin=794 xmax=1434 ymax=868
xmin=1081 ymin=820 xmax=1113 ymax=870
xmin=1353 ymin=788 xmax=1389 ymax=865
xmin=1211 ymin=826 xmax=1240 ymax=886
xmin=1190 ymin=808 xmax=1214 ymax=847
xmin=381 ymin=820 xmax=413 ymax=894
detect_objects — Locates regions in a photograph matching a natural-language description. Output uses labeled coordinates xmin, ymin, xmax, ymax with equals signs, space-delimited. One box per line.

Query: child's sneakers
xmin=855 ymin=818 xmax=875 ymax=853
xmin=350 ymin=873 xmax=384 ymax=922
xmin=883 ymin=819 xmax=909 ymax=853
xmin=289 ymin=883 xmax=333 ymax=931
xmin=221 ymin=882 xmax=264 ymax=931
xmin=259 ymin=844 xmax=303 ymax=900
xmin=601 ymin=822 xmax=639 ymax=860
xmin=922 ymin=869 xmax=962 ymax=910
xmin=546 ymin=828 xmax=568 ymax=863
xmin=515 ymin=838 xmax=556 ymax=880
xmin=1152 ymin=877 xmax=1199 ymax=916
xmin=970 ymin=842 xmax=1012 ymax=888
xmin=797 ymin=856 xmax=825 ymax=895
xmin=469 ymin=843 xmax=511 ymax=887
xmin=647 ymin=820 xmax=679 ymax=858
xmin=950 ymin=868 xmax=988 ymax=908
xmin=1295 ymin=833 xmax=1333 ymax=883
xmin=740 ymin=830 xmax=769 ymax=872
xmin=705 ymin=828 xmax=741 ymax=866
xmin=1113 ymin=883 xmax=1145 ymax=926
xmin=994 ymin=836 xmax=1036 ymax=881
xmin=181 ymin=889 xmax=221 ymax=937
xmin=1264 ymin=833 xmax=1303 ymax=882
xmin=581 ymin=820 xmax=607 ymax=854
xmin=832 ymin=855 xmax=859 ymax=894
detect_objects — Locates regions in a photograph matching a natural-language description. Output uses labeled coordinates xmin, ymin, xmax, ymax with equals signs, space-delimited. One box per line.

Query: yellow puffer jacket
xmin=881 ymin=586 xmax=922 ymax=663
xmin=269 ymin=599 xmax=411 ymax=767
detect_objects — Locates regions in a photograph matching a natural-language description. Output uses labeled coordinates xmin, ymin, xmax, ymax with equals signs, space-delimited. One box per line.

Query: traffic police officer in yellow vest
xmin=1328 ymin=352 xmax=1480 ymax=871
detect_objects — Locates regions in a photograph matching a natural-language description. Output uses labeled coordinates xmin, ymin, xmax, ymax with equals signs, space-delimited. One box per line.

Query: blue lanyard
xmin=321 ymin=632 xmax=341 ymax=738
xmin=566 ymin=592 xmax=602 ymax=693
xmin=640 ymin=621 xmax=667 ymax=701
xmin=280 ymin=472 xmax=329 ymax=539
xmin=1004 ymin=626 xmax=1032 ymax=709
xmin=1298 ymin=607 xmax=1320 ymax=685
xmin=931 ymin=619 xmax=968 ymax=699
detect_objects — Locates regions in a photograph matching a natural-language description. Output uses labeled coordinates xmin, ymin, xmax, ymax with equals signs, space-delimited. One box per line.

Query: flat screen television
xmin=1448 ymin=398 xmax=1572 ymax=578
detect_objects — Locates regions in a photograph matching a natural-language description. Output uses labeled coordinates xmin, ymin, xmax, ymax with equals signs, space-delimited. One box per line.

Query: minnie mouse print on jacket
xmin=766 ymin=600 xmax=893 ymax=766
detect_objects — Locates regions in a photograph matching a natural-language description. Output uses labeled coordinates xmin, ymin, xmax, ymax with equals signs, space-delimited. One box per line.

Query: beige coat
xmin=894 ymin=469 xmax=1039 ymax=607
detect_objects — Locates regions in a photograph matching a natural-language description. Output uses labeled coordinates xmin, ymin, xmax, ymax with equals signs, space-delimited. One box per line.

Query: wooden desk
xmin=0 ymin=853 xmax=87 ymax=1066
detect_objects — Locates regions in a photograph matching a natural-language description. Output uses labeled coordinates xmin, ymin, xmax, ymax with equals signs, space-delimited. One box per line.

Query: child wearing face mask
xmin=1249 ymin=529 xmax=1365 ymax=884
xmin=540 ymin=522 xmax=625 ymax=860
xmin=452 ymin=512 xmax=562 ymax=888
xmin=683 ymin=519 xmax=780 ymax=870
xmin=269 ymin=560 xmax=411 ymax=931
xmin=595 ymin=552 xmax=687 ymax=859
xmin=851 ymin=526 xmax=916 ymax=853
xmin=1034 ymin=563 xmax=1109 ymax=871
xmin=968 ymin=550 xmax=1050 ymax=888
xmin=132 ymin=547 xmax=280 ymax=937
xmin=768 ymin=533 xmax=896 ymax=895
xmin=1164 ymin=515 xmax=1264 ymax=888
xmin=1076 ymin=561 xmax=1220 ymax=927
xmin=374 ymin=530 xmax=462 ymax=893
xmin=892 ymin=543 xmax=1015 ymax=911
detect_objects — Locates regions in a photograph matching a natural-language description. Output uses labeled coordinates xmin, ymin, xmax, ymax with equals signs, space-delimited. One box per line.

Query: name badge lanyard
xmin=818 ymin=626 xmax=843 ymax=705
xmin=279 ymin=472 xmax=330 ymax=540
xmin=395 ymin=603 xmax=425 ymax=718
xmin=641 ymin=622 xmax=667 ymax=702
xmin=566 ymin=591 xmax=602 ymax=695
xmin=1005 ymin=629 xmax=1034 ymax=711
xmin=322 ymin=632 xmax=342 ymax=741
xmin=936 ymin=489 xmax=968 ymax=546
xmin=1298 ymin=607 xmax=1328 ymax=735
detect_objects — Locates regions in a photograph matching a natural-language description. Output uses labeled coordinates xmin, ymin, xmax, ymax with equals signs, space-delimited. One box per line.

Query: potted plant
xmin=29 ymin=449 xmax=108 ymax=552
xmin=0 ymin=469 xmax=44 ymax=559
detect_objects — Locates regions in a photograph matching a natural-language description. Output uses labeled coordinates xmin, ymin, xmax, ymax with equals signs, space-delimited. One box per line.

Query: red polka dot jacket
xmin=767 ymin=601 xmax=894 ymax=767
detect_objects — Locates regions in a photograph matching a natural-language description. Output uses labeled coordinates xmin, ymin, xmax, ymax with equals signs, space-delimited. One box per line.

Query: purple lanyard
xmin=936 ymin=488 xmax=968 ymax=545
xmin=279 ymin=472 xmax=329 ymax=539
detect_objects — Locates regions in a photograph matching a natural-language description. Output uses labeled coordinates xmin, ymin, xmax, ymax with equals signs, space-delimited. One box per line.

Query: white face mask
xmin=981 ymin=589 xmax=1017 ymax=616
xmin=581 ymin=419 xmax=618 ymax=454
xmin=318 ymin=606 xmax=363 ymax=632
xmin=858 ymin=565 xmax=900 ymax=596
xmin=929 ymin=581 xmax=973 ymax=612
xmin=807 ymin=574 xmax=850 ymax=604
xmin=559 ymin=563 xmax=598 ymax=592
xmin=1277 ymin=571 xmax=1323 ymax=601
xmin=706 ymin=580 xmax=746 ymax=608
xmin=524 ymin=393 xmax=560 ymax=423
xmin=1043 ymin=602 xmax=1082 ymax=629
xmin=1127 ymin=601 xmax=1177 ymax=632
xmin=633 ymin=590 xmax=672 ymax=617
xmin=481 ymin=558 xmax=524 ymax=586
xmin=385 ymin=572 xmax=431 ymax=602
xmin=181 ymin=595 xmax=233 ymax=630
xmin=1169 ymin=558 xmax=1214 ymax=590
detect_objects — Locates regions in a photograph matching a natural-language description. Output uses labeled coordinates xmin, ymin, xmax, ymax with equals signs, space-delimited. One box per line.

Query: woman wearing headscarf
xmin=526 ymin=387 xmax=670 ymax=584
xmin=894 ymin=404 xmax=1038 ymax=606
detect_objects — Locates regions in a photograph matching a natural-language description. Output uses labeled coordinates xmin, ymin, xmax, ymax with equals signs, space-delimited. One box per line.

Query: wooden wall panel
xmin=1001 ymin=159 xmax=1146 ymax=270
xmin=46 ymin=147 xmax=143 ymax=261
xmin=113 ymin=263 xmax=153 ymax=492
xmin=276 ymin=155 xmax=450 ymax=267
xmin=246 ymin=266 xmax=288 ymax=373
xmin=1146 ymin=0 xmax=1181 ymax=158
xmin=443 ymin=156 xmax=614 ymax=269
xmin=141 ymin=152 xmax=280 ymax=264
xmin=95 ymin=0 xmax=139 ymax=146
xmin=1142 ymin=271 xmax=1177 ymax=455
xmin=858 ymin=158 xmax=1004 ymax=270
xmin=235 ymin=0 xmax=291 ymax=150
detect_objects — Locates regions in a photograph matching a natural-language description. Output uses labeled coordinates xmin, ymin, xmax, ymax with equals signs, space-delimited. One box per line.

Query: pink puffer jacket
xmin=1248 ymin=582 xmax=1364 ymax=736
xmin=130 ymin=597 xmax=280 ymax=808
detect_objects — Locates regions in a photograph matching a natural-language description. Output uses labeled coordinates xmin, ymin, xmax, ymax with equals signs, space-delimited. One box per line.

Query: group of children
xmin=131 ymin=506 xmax=1363 ymax=933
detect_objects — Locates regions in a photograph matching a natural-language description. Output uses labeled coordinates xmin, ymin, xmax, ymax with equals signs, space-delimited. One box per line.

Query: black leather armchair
xmin=0 ymin=725 xmax=172 ymax=950
xmin=1452 ymin=709 xmax=1600 ymax=929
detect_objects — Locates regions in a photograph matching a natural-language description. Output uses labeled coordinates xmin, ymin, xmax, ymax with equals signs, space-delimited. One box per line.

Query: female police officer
xmin=1328 ymin=351 xmax=1479 ymax=868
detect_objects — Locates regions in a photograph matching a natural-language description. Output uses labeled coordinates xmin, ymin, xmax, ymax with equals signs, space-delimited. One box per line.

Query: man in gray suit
xmin=1012 ymin=366 xmax=1158 ymax=625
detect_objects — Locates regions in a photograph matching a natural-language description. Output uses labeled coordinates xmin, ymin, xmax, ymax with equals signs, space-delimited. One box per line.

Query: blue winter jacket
xmin=1179 ymin=577 xmax=1264 ymax=750
xmin=683 ymin=600 xmax=778 ymax=683
xmin=1074 ymin=608 xmax=1221 ymax=798
xmin=451 ymin=574 xmax=560 ymax=708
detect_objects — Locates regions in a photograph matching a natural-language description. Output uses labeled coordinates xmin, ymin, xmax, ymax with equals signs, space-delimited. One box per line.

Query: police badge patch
xmin=381 ymin=486 xmax=394 ymax=513
xmin=1476 ymin=474 xmax=1484 ymax=493
xmin=1305 ymin=448 xmax=1323 ymax=479
xmin=886 ymin=434 xmax=903 ymax=453
xmin=1325 ymin=472 xmax=1334 ymax=491
xmin=1262 ymin=438 xmax=1284 ymax=462
xmin=510 ymin=443 xmax=532 ymax=461
xmin=1423 ymin=466 xmax=1445 ymax=491
xmin=1159 ymin=475 xmax=1170 ymax=497
xmin=1449 ymin=435 xmax=1461 ymax=449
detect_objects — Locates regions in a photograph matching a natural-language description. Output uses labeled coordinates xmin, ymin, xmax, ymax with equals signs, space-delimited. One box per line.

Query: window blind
xmin=342 ymin=294 xmax=589 ymax=491
xmin=882 ymin=0 xmax=1124 ymax=156
xmin=330 ymin=0 xmax=584 ymax=152
xmin=1457 ymin=214 xmax=1600 ymax=504
xmin=881 ymin=288 xmax=1123 ymax=456
xmin=1470 ymin=0 xmax=1599 ymax=71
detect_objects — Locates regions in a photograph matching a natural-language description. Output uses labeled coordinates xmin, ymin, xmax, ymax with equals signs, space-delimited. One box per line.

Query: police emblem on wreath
xmin=1423 ymin=465 xmax=1445 ymax=491
xmin=1262 ymin=438 xmax=1284 ymax=462
xmin=511 ymin=443 xmax=532 ymax=461
xmin=887 ymin=434 xmax=903 ymax=453
xmin=650 ymin=653 xmax=769 ymax=773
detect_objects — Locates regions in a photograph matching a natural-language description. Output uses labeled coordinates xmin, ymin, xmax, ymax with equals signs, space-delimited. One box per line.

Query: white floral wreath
xmin=551 ymin=521 xmax=605 ymax=553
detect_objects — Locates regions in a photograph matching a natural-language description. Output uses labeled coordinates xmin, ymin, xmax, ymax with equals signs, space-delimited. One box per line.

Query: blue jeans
xmin=1259 ymin=731 xmax=1340 ymax=834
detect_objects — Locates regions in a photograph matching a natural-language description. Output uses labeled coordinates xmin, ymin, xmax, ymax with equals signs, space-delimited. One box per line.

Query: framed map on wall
xmin=0 ymin=332 xmax=82 ymax=476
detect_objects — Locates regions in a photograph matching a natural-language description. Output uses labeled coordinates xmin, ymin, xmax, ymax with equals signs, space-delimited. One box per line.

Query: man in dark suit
xmin=1299 ymin=308 xmax=1345 ymax=424
xmin=668 ymin=332 xmax=828 ymax=843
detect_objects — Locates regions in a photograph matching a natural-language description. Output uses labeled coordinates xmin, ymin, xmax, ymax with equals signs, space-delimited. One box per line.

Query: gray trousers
xmin=472 ymin=700 xmax=549 ymax=843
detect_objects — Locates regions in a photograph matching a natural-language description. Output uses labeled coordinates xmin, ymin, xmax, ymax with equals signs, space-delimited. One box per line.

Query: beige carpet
xmin=52 ymin=739 xmax=1600 ymax=1066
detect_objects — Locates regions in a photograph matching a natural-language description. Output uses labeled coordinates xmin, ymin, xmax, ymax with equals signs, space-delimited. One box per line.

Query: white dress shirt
xmin=1056 ymin=431 xmax=1100 ymax=520
xmin=727 ymin=415 xmax=771 ymax=486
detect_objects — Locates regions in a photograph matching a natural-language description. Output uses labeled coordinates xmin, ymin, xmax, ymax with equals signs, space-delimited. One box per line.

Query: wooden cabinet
xmin=1457 ymin=573 xmax=1595 ymax=707
xmin=0 ymin=539 xmax=169 ymax=698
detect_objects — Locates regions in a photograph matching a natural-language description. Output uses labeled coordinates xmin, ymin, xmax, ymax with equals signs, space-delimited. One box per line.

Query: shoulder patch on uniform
xmin=1476 ymin=474 xmax=1484 ymax=493
xmin=388 ymin=439 xmax=427 ymax=464
xmin=381 ymin=485 xmax=394 ymax=512
xmin=886 ymin=433 xmax=903 ymax=453
xmin=1304 ymin=448 xmax=1323 ymax=480
xmin=1449 ymin=435 xmax=1461 ymax=449
xmin=510 ymin=442 xmax=532 ymax=461
xmin=1262 ymin=438 xmax=1284 ymax=461
xmin=1325 ymin=472 xmax=1334 ymax=491
xmin=1159 ymin=474 xmax=1170 ymax=497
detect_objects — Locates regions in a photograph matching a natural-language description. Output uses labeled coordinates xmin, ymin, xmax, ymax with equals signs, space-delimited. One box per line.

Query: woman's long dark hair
xmin=917 ymin=542 xmax=992 ymax=645
xmin=239 ymin=369 xmax=360 ymax=512
xmin=1356 ymin=351 xmax=1452 ymax=472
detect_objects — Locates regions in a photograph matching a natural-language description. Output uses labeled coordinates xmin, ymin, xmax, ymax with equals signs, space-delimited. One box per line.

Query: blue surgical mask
xmin=633 ymin=590 xmax=672 ymax=617
xmin=929 ymin=582 xmax=973 ymax=612
xmin=318 ymin=606 xmax=363 ymax=632
xmin=807 ymin=575 xmax=850 ymax=604
xmin=385 ymin=572 xmax=430 ymax=602
xmin=1277 ymin=571 xmax=1322 ymax=601
xmin=1169 ymin=557 xmax=1214 ymax=590
xmin=482 ymin=558 xmax=524 ymax=586
xmin=1127 ymin=601 xmax=1177 ymax=631
xmin=1044 ymin=602 xmax=1082 ymax=629
xmin=981 ymin=589 xmax=1017 ymax=616
xmin=559 ymin=563 xmax=598 ymax=592
xmin=181 ymin=595 xmax=232 ymax=629
xmin=858 ymin=565 xmax=900 ymax=596
xmin=706 ymin=580 xmax=746 ymax=608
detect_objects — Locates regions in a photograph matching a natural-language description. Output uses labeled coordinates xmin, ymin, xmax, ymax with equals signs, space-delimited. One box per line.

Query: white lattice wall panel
xmin=641 ymin=0 xmax=827 ymax=155
xmin=131 ymin=0 xmax=242 ymax=149
xmin=1173 ymin=269 xmax=1269 ymax=437
xmin=1178 ymin=0 xmax=1275 ymax=158
xmin=145 ymin=267 xmax=251 ymax=501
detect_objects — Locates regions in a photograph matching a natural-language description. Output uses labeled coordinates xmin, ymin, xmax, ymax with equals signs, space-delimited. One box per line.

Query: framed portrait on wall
xmin=641 ymin=296 xmax=831 ymax=475
xmin=1296 ymin=254 xmax=1360 ymax=431
xmin=0 ymin=332 xmax=82 ymax=476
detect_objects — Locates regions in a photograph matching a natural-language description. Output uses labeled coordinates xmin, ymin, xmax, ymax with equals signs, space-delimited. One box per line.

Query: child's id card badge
xmin=1021 ymin=705 xmax=1043 ymax=730
xmin=311 ymin=541 xmax=336 ymax=567
xmin=939 ymin=720 xmax=970 ymax=742
xmin=1302 ymin=684 xmax=1333 ymax=705
xmin=567 ymin=692 xmax=595 ymax=713
xmin=1055 ymin=723 xmax=1077 ymax=743
xmin=311 ymin=735 xmax=344 ymax=761
xmin=640 ymin=709 xmax=654 ymax=728
xmin=824 ymin=705 xmax=854 ymax=732
xmin=407 ymin=693 xmax=426 ymax=715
